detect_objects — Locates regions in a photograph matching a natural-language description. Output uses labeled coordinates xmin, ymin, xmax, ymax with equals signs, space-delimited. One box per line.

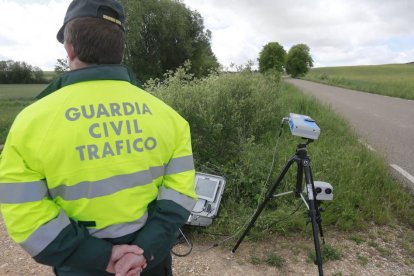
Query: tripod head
xmin=293 ymin=139 xmax=313 ymax=196
xmin=297 ymin=138 xmax=313 ymax=150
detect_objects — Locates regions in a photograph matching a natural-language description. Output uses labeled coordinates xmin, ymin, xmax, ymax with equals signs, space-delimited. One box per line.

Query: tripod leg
xmin=318 ymin=215 xmax=325 ymax=244
xmin=309 ymin=168 xmax=325 ymax=244
xmin=303 ymin=161 xmax=324 ymax=276
xmin=232 ymin=157 xmax=296 ymax=253
xmin=295 ymin=160 xmax=303 ymax=195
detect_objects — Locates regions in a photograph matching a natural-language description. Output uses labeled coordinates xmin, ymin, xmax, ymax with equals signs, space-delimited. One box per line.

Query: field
xmin=0 ymin=84 xmax=45 ymax=144
xmin=0 ymin=84 xmax=47 ymax=100
xmin=303 ymin=63 xmax=414 ymax=100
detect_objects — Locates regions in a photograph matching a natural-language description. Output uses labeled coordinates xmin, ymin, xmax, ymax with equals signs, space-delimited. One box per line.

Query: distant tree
xmin=32 ymin=66 xmax=46 ymax=83
xmin=258 ymin=42 xmax=286 ymax=73
xmin=54 ymin=58 xmax=69 ymax=73
xmin=285 ymin=44 xmax=313 ymax=78
xmin=120 ymin=0 xmax=219 ymax=81
xmin=0 ymin=60 xmax=45 ymax=84
xmin=0 ymin=60 xmax=10 ymax=83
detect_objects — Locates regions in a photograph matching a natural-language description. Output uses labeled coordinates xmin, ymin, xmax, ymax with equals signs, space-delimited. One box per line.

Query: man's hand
xmin=114 ymin=253 xmax=147 ymax=276
xmin=106 ymin=245 xmax=144 ymax=274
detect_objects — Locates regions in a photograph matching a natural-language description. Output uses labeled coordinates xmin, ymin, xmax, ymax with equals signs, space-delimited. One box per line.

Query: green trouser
xmin=54 ymin=253 xmax=172 ymax=276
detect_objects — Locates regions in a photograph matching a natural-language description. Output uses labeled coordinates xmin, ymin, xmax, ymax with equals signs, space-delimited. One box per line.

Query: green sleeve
xmin=133 ymin=200 xmax=190 ymax=270
xmin=33 ymin=219 xmax=113 ymax=271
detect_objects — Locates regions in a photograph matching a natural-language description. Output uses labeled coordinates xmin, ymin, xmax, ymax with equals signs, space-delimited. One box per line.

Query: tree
xmin=285 ymin=44 xmax=313 ymax=78
xmin=54 ymin=58 xmax=69 ymax=73
xmin=258 ymin=42 xmax=286 ymax=73
xmin=120 ymin=0 xmax=219 ymax=81
xmin=0 ymin=60 xmax=45 ymax=84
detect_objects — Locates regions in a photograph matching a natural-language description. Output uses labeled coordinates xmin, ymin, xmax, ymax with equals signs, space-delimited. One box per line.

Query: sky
xmin=0 ymin=0 xmax=413 ymax=70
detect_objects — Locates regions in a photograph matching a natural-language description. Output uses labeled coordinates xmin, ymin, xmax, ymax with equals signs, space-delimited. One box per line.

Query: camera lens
xmin=325 ymin=188 xmax=332 ymax=194
xmin=315 ymin=187 xmax=322 ymax=194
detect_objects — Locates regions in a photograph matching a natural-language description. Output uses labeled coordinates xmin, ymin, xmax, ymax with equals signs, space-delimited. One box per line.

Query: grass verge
xmin=148 ymin=68 xmax=413 ymax=236
xmin=303 ymin=64 xmax=414 ymax=100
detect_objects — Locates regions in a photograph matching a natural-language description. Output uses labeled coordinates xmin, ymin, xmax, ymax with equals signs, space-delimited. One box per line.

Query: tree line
xmin=258 ymin=42 xmax=313 ymax=77
xmin=2 ymin=0 xmax=313 ymax=84
xmin=0 ymin=60 xmax=46 ymax=84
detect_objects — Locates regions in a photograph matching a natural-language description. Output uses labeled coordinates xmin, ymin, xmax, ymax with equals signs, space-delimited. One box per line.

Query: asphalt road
xmin=285 ymin=78 xmax=414 ymax=192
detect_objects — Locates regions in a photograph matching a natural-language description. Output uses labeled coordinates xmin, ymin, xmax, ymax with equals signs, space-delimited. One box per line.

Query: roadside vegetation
xmin=146 ymin=66 xmax=414 ymax=238
xmin=303 ymin=63 xmax=414 ymax=100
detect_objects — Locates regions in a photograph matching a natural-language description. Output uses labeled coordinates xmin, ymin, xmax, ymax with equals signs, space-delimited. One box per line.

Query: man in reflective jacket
xmin=0 ymin=0 xmax=197 ymax=275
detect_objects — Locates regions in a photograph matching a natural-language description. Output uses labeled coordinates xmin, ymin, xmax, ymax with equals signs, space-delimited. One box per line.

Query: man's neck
xmin=70 ymin=58 xmax=92 ymax=70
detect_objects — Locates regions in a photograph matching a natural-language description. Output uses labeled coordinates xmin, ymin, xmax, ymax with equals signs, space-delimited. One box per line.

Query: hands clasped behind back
xmin=106 ymin=244 xmax=147 ymax=276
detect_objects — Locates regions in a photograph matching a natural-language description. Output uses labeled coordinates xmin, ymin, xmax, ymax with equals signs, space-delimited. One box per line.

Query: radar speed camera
xmin=288 ymin=113 xmax=320 ymax=140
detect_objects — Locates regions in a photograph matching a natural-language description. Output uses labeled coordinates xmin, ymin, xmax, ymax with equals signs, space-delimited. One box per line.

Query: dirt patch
xmin=1 ymin=217 xmax=413 ymax=275
xmin=172 ymin=224 xmax=414 ymax=276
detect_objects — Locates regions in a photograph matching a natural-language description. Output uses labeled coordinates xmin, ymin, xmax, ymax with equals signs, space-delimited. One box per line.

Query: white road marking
xmin=358 ymin=139 xmax=376 ymax=152
xmin=390 ymin=164 xmax=414 ymax=184
xmin=358 ymin=140 xmax=414 ymax=184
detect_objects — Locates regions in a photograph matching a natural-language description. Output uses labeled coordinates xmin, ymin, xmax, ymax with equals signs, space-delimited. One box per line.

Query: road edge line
xmin=390 ymin=164 xmax=414 ymax=184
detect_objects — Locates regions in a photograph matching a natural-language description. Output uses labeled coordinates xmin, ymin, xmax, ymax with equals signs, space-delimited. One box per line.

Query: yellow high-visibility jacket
xmin=0 ymin=65 xmax=196 ymax=272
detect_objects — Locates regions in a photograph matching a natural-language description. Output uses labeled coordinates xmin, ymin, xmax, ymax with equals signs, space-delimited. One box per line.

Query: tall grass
xmin=146 ymin=67 xmax=413 ymax=235
xmin=303 ymin=64 xmax=414 ymax=100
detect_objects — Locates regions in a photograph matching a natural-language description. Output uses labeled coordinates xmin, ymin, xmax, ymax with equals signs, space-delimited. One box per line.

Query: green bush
xmin=146 ymin=66 xmax=414 ymax=235
xmin=147 ymin=67 xmax=282 ymax=202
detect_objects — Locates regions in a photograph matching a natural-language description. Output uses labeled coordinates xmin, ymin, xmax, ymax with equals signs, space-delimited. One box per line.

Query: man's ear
xmin=64 ymin=41 xmax=76 ymax=61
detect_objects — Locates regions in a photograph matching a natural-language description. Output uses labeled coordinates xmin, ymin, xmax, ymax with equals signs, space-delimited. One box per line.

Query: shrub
xmin=145 ymin=66 xmax=413 ymax=235
xmin=146 ymin=65 xmax=282 ymax=203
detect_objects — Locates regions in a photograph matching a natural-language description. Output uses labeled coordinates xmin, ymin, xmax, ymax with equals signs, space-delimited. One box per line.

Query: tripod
xmin=232 ymin=139 xmax=325 ymax=276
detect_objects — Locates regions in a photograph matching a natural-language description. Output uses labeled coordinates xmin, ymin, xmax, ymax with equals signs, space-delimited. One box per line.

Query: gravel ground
xmin=1 ymin=215 xmax=413 ymax=275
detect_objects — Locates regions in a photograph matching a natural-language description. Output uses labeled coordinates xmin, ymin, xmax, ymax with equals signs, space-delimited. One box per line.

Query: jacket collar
xmin=36 ymin=64 xmax=142 ymax=99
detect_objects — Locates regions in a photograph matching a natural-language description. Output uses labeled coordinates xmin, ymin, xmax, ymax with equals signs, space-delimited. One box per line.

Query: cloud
xmin=0 ymin=0 xmax=70 ymax=70
xmin=184 ymin=0 xmax=414 ymax=67
xmin=0 ymin=35 xmax=17 ymax=46
xmin=1 ymin=0 xmax=413 ymax=70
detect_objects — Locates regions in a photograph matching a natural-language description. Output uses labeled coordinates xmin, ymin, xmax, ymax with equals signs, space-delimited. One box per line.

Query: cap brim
xmin=57 ymin=25 xmax=65 ymax=44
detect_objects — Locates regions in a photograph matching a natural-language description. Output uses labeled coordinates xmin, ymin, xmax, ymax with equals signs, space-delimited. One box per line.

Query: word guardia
xmin=65 ymin=102 xmax=152 ymax=121
xmin=65 ymin=102 xmax=158 ymax=161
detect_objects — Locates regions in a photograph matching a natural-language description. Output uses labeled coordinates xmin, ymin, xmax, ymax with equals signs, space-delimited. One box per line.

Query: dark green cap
xmin=57 ymin=0 xmax=125 ymax=44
